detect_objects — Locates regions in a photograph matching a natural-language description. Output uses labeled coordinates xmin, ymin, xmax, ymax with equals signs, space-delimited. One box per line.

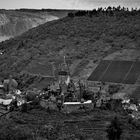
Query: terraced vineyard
xmin=88 ymin=60 xmax=140 ymax=84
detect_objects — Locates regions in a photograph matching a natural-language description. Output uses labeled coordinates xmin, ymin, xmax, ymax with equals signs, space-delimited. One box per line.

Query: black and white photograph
xmin=0 ymin=0 xmax=140 ymax=140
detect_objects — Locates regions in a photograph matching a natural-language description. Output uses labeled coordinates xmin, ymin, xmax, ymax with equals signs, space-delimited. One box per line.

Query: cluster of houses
xmin=0 ymin=57 xmax=140 ymax=120
xmin=0 ymin=72 xmax=140 ymax=121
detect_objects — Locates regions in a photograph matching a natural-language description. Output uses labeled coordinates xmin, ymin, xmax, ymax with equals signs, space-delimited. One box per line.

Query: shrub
xmin=20 ymin=103 xmax=28 ymax=112
xmin=0 ymin=122 xmax=33 ymax=140
xmin=68 ymin=12 xmax=74 ymax=18
xmin=36 ymin=123 xmax=62 ymax=140
xmin=25 ymin=92 xmax=37 ymax=102
xmin=108 ymin=84 xmax=120 ymax=95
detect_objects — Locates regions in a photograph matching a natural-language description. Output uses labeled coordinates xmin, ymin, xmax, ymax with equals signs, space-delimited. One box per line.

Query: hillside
xmin=0 ymin=9 xmax=140 ymax=89
xmin=0 ymin=9 xmax=72 ymax=42
xmin=1 ymin=108 xmax=140 ymax=140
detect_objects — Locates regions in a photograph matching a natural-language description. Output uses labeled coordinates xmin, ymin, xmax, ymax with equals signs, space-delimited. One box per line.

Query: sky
xmin=0 ymin=0 xmax=140 ymax=10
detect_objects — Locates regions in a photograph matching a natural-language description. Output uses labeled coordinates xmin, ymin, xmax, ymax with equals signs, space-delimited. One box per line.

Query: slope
xmin=0 ymin=9 xmax=73 ymax=42
xmin=0 ymin=11 xmax=140 ymax=88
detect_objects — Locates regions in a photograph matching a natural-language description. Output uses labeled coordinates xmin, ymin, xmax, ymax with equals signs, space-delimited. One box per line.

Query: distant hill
xmin=0 ymin=7 xmax=140 ymax=89
xmin=0 ymin=9 xmax=73 ymax=42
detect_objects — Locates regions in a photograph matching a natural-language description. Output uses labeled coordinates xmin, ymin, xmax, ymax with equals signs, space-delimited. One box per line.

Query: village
xmin=0 ymin=57 xmax=140 ymax=121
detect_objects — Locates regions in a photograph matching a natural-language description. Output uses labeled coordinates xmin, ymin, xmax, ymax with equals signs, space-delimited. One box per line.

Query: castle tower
xmin=58 ymin=56 xmax=70 ymax=85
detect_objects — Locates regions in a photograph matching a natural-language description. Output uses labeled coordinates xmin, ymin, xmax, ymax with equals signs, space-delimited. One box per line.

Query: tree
xmin=68 ymin=12 xmax=74 ymax=18
xmin=106 ymin=116 xmax=122 ymax=140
